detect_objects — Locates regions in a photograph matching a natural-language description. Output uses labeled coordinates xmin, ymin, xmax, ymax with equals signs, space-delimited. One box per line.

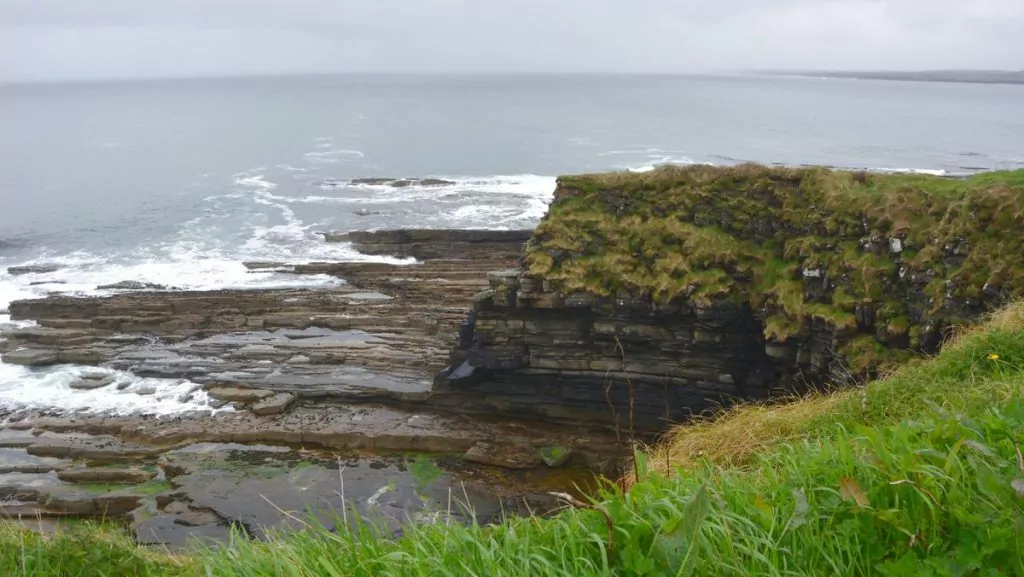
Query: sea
xmin=2 ymin=73 xmax=1023 ymax=414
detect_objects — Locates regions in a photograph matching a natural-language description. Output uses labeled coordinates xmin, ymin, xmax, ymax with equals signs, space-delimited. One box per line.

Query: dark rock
xmin=249 ymin=393 xmax=295 ymax=416
xmin=2 ymin=348 xmax=58 ymax=366
xmin=97 ymin=281 xmax=169 ymax=291
xmin=463 ymin=441 xmax=543 ymax=469
xmin=437 ymin=276 xmax=776 ymax=433
xmin=538 ymin=446 xmax=573 ymax=468
xmin=7 ymin=265 xmax=61 ymax=276
xmin=242 ymin=261 xmax=292 ymax=272
xmin=0 ymin=448 xmax=70 ymax=474
xmin=40 ymin=489 xmax=143 ymax=516
xmin=58 ymin=466 xmax=156 ymax=484
xmin=206 ymin=387 xmax=275 ymax=403
xmin=350 ymin=177 xmax=455 ymax=188
xmin=27 ymin=436 xmax=164 ymax=462
xmin=317 ymin=228 xmax=532 ymax=260
xmin=69 ymin=375 xmax=116 ymax=390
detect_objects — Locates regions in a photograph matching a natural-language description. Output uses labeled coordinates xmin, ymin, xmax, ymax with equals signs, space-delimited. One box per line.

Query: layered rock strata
xmin=438 ymin=165 xmax=1024 ymax=432
xmin=0 ymin=231 xmax=592 ymax=443
xmin=0 ymin=228 xmax=613 ymax=544
xmin=318 ymin=229 xmax=531 ymax=260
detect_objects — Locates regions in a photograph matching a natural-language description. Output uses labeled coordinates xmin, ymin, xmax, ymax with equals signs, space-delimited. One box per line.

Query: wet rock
xmin=0 ymin=471 xmax=60 ymax=501
xmin=133 ymin=516 xmax=232 ymax=548
xmin=463 ymin=441 xmax=543 ymax=470
xmin=27 ymin=436 xmax=165 ymax=462
xmin=0 ymin=430 xmax=44 ymax=448
xmin=318 ymin=228 xmax=531 ymax=260
xmin=350 ymin=177 xmax=455 ymax=187
xmin=249 ymin=393 xmax=295 ymax=416
xmin=7 ymin=265 xmax=61 ymax=276
xmin=156 ymin=447 xmax=502 ymax=542
xmin=97 ymin=281 xmax=170 ymax=291
xmin=57 ymin=347 xmax=113 ymax=364
xmin=0 ymin=448 xmax=70 ymax=474
xmin=0 ymin=503 xmax=81 ymax=520
xmin=163 ymin=500 xmax=224 ymax=526
xmin=40 ymin=488 xmax=144 ymax=516
xmin=69 ymin=375 xmax=117 ymax=390
xmin=134 ymin=387 xmax=157 ymax=396
xmin=538 ymin=446 xmax=573 ymax=468
xmin=243 ymin=261 xmax=291 ymax=272
xmin=205 ymin=387 xmax=274 ymax=403
xmin=130 ymin=497 xmax=233 ymax=547
xmin=58 ymin=466 xmax=156 ymax=484
xmin=5 ymin=326 xmax=94 ymax=346
xmin=2 ymin=348 xmax=58 ymax=366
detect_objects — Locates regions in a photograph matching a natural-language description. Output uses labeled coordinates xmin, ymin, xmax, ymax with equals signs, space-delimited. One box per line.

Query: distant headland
xmin=759 ymin=69 xmax=1024 ymax=85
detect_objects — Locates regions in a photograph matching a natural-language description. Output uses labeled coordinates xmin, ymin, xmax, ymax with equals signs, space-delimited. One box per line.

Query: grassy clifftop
xmin=525 ymin=164 xmax=1024 ymax=373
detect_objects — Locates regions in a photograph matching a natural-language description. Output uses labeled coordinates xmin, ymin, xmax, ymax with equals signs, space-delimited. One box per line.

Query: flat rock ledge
xmin=0 ymin=228 xmax=635 ymax=545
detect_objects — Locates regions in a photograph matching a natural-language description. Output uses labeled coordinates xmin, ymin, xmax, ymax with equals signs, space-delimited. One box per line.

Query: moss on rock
xmin=525 ymin=164 xmax=1024 ymax=374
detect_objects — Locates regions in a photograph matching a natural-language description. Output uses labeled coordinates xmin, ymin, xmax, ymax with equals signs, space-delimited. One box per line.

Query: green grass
xmin=525 ymin=164 xmax=1024 ymax=374
xmin=4 ymin=302 xmax=1024 ymax=575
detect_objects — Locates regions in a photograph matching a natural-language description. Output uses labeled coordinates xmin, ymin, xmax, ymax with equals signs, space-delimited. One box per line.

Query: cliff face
xmin=438 ymin=165 xmax=1024 ymax=432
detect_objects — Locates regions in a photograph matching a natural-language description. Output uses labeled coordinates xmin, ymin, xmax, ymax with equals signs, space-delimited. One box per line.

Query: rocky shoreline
xmin=5 ymin=164 xmax=1020 ymax=547
xmin=0 ymin=229 xmax=618 ymax=546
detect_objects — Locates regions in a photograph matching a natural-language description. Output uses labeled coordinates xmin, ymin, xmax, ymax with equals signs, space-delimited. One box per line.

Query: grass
xmin=525 ymin=164 xmax=1024 ymax=374
xmin=4 ymin=300 xmax=1023 ymax=575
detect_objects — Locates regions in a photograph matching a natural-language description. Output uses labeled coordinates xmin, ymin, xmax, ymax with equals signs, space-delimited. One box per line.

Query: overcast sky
xmin=2 ymin=0 xmax=1022 ymax=81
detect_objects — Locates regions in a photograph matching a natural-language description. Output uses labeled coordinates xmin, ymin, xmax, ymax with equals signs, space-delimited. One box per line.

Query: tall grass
xmin=4 ymin=302 xmax=1024 ymax=576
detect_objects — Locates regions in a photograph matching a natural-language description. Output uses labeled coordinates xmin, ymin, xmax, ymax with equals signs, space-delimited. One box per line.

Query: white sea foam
xmin=0 ymin=362 xmax=222 ymax=416
xmin=330 ymin=174 xmax=555 ymax=201
xmin=234 ymin=175 xmax=278 ymax=190
xmin=625 ymin=156 xmax=705 ymax=173
xmin=0 ymin=249 xmax=346 ymax=416
xmin=868 ymin=167 xmax=948 ymax=176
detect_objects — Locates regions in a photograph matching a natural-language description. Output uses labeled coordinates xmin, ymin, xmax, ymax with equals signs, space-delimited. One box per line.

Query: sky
xmin=1 ymin=0 xmax=1022 ymax=81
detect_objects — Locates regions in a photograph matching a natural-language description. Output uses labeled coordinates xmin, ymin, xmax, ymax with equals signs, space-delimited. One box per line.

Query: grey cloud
xmin=1 ymin=0 xmax=1022 ymax=81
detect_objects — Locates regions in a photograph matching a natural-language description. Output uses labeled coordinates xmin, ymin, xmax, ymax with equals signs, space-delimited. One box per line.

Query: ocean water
xmin=2 ymin=73 xmax=1023 ymax=414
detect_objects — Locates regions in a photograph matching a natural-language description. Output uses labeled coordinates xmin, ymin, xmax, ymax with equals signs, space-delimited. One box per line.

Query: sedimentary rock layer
xmin=318 ymin=228 xmax=532 ymax=260
xmin=438 ymin=165 xmax=1024 ymax=431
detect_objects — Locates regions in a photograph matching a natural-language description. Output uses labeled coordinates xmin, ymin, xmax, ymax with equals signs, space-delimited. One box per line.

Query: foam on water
xmin=234 ymin=175 xmax=278 ymax=190
xmin=625 ymin=157 xmax=705 ymax=173
xmin=0 ymin=362 xmax=221 ymax=416
xmin=869 ymin=167 xmax=948 ymax=176
xmin=256 ymin=174 xmax=557 ymax=229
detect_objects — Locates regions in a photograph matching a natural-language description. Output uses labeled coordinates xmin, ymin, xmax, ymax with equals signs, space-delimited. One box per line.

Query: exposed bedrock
xmin=437 ymin=165 xmax=1024 ymax=432
xmin=317 ymin=228 xmax=532 ymax=260
xmin=0 ymin=227 xmax=623 ymax=463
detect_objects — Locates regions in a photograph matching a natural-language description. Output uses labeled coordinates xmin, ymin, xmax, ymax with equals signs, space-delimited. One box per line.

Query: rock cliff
xmin=437 ymin=165 xmax=1024 ymax=432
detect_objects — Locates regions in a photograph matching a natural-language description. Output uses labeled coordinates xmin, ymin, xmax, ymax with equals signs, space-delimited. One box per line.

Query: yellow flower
xmin=987 ymin=353 xmax=1000 ymax=361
